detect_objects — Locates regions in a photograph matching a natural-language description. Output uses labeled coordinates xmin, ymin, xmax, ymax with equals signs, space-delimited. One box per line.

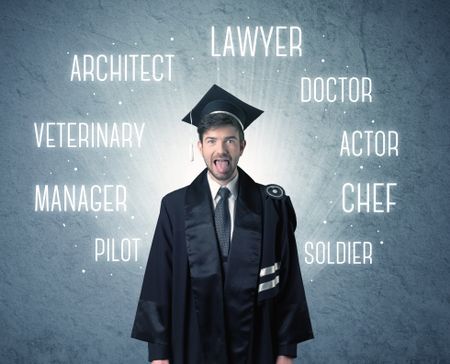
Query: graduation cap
xmin=182 ymin=84 xmax=264 ymax=131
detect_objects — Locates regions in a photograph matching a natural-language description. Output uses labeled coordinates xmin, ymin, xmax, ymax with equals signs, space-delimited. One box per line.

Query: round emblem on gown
xmin=265 ymin=184 xmax=285 ymax=199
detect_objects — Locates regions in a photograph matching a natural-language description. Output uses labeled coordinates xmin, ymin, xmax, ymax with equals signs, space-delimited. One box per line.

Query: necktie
xmin=214 ymin=187 xmax=231 ymax=260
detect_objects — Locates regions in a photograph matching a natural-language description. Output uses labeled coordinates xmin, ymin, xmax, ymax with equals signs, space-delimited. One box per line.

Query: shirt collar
xmin=207 ymin=170 xmax=239 ymax=201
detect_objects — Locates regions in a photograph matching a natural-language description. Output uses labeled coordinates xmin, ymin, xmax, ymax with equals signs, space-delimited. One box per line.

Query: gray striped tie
xmin=214 ymin=187 xmax=231 ymax=260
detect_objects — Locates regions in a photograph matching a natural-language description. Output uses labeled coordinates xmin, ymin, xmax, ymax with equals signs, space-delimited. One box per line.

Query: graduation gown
xmin=131 ymin=167 xmax=313 ymax=363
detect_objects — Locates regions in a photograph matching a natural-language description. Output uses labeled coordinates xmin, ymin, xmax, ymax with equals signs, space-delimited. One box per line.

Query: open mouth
xmin=213 ymin=159 xmax=230 ymax=173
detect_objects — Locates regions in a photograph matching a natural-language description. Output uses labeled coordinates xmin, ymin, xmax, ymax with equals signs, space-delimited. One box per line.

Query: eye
xmin=207 ymin=139 xmax=215 ymax=144
xmin=226 ymin=139 xmax=236 ymax=144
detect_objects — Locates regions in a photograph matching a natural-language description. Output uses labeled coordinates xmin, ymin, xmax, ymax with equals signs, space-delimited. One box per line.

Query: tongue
xmin=216 ymin=160 xmax=229 ymax=173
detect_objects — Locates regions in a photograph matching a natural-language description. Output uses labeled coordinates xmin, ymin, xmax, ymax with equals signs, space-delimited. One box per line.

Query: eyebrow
xmin=204 ymin=136 xmax=238 ymax=141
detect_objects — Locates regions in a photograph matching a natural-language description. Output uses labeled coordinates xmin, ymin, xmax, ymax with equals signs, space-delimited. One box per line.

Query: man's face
xmin=198 ymin=125 xmax=246 ymax=185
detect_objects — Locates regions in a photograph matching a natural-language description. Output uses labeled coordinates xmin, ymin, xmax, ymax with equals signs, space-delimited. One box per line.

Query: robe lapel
xmin=225 ymin=167 xmax=263 ymax=363
xmin=184 ymin=169 xmax=228 ymax=364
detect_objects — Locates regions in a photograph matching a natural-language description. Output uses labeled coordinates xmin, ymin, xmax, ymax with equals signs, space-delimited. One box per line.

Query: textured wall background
xmin=1 ymin=0 xmax=449 ymax=362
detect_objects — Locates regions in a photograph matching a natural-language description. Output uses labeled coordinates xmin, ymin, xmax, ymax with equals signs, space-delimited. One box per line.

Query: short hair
xmin=197 ymin=113 xmax=245 ymax=142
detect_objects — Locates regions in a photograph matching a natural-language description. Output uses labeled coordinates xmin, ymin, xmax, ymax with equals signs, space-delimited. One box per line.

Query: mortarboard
xmin=182 ymin=84 xmax=264 ymax=131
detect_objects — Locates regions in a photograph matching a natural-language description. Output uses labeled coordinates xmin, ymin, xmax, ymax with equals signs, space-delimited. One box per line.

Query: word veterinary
xmin=34 ymin=122 xmax=145 ymax=148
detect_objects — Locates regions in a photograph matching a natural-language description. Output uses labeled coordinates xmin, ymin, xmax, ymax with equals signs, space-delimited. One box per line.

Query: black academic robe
xmin=131 ymin=167 xmax=313 ymax=364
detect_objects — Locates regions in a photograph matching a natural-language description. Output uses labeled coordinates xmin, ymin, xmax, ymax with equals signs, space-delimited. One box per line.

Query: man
xmin=131 ymin=85 xmax=314 ymax=364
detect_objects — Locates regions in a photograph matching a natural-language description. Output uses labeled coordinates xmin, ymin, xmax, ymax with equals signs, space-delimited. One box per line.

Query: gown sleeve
xmin=276 ymin=196 xmax=314 ymax=358
xmin=131 ymin=198 xmax=173 ymax=361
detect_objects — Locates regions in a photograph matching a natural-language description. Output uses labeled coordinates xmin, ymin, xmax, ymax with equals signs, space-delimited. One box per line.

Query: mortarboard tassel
xmin=189 ymin=111 xmax=195 ymax=162
xmin=190 ymin=142 xmax=194 ymax=162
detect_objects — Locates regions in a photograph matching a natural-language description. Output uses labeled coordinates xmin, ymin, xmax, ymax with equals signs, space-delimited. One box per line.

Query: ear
xmin=239 ymin=140 xmax=246 ymax=156
xmin=197 ymin=140 xmax=203 ymax=153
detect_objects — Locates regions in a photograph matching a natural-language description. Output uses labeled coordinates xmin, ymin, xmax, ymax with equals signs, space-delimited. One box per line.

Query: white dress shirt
xmin=207 ymin=171 xmax=239 ymax=239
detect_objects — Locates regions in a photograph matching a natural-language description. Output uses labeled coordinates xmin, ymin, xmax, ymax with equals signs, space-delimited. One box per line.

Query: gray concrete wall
xmin=1 ymin=0 xmax=449 ymax=362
